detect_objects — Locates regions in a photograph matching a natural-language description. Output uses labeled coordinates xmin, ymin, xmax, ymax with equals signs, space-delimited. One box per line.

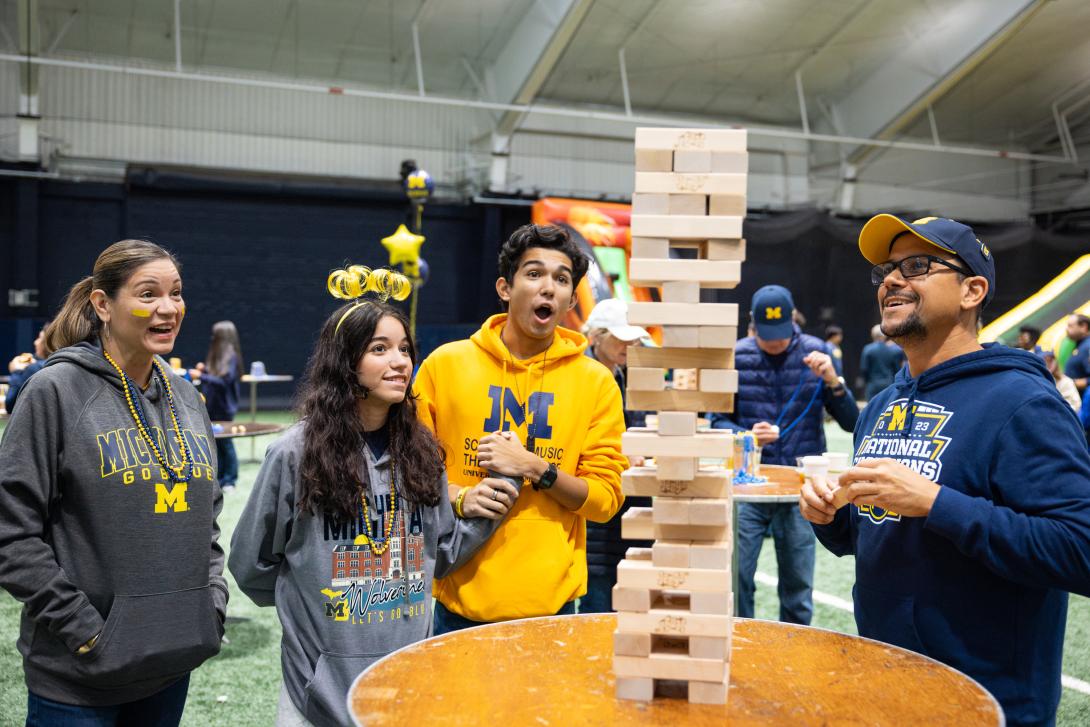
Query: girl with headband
xmin=229 ymin=266 xmax=516 ymax=727
xmin=0 ymin=239 xmax=225 ymax=725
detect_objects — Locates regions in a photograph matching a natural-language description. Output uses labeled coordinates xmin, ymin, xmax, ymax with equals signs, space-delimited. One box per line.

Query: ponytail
xmin=45 ymin=276 xmax=98 ymax=352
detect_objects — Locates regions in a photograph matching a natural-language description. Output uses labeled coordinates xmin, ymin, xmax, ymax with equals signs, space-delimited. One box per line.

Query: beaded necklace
xmin=358 ymin=460 xmax=398 ymax=555
xmin=102 ymin=349 xmax=194 ymax=484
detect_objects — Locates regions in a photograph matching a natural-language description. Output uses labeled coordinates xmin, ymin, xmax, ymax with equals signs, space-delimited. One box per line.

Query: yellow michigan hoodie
xmin=414 ymin=313 xmax=627 ymax=622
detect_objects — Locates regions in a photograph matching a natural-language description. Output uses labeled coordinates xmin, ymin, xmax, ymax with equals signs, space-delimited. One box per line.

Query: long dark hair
xmin=206 ymin=320 xmax=243 ymax=377
xmin=296 ymin=300 xmax=444 ymax=521
xmin=47 ymin=239 xmax=180 ymax=352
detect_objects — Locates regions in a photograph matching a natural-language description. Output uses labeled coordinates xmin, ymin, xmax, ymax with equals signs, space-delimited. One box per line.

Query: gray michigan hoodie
xmin=229 ymin=422 xmax=508 ymax=727
xmin=0 ymin=341 xmax=227 ymax=705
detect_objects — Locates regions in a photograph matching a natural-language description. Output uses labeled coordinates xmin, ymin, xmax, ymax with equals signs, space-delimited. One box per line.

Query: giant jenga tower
xmin=612 ymin=127 xmax=745 ymax=705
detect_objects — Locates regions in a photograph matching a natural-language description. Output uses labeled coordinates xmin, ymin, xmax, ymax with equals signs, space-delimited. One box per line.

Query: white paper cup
xmin=801 ymin=455 xmax=830 ymax=478
xmin=823 ymin=452 xmax=850 ymax=471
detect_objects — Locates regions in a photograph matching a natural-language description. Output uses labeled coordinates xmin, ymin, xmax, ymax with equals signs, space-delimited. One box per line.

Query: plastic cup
xmin=250 ymin=361 xmax=266 ymax=377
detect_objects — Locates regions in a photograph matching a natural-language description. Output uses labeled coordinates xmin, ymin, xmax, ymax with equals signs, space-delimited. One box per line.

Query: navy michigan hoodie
xmin=813 ymin=344 xmax=1090 ymax=726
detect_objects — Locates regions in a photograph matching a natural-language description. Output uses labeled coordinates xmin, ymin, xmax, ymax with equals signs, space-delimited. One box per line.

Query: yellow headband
xmin=327 ymin=265 xmax=412 ymax=334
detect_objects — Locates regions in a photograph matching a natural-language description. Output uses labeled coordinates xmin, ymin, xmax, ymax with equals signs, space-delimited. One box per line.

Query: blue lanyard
xmin=773 ymin=372 xmax=824 ymax=439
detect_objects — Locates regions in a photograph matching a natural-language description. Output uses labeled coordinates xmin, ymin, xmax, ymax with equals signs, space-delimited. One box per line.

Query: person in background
xmin=859 ymin=324 xmax=904 ymax=401
xmin=5 ymin=324 xmax=51 ymax=416
xmin=710 ymin=285 xmax=858 ymax=625
xmin=0 ymin=239 xmax=224 ymax=726
xmin=1015 ymin=324 xmax=1041 ymax=352
xmin=230 ymin=267 xmax=506 ymax=727
xmin=1064 ymin=313 xmax=1090 ymax=393
xmin=824 ymin=325 xmax=844 ymax=375
xmin=190 ymin=321 xmax=244 ymax=492
xmin=580 ymin=298 xmax=652 ymax=613
xmin=1043 ymin=351 xmax=1081 ymax=414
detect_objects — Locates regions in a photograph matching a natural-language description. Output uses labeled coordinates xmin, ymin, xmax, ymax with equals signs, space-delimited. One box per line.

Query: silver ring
xmin=491 ymin=489 xmax=498 ymax=501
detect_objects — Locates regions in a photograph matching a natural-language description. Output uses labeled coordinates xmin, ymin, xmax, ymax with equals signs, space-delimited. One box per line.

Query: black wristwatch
xmin=829 ymin=376 xmax=846 ymax=396
xmin=534 ymin=462 xmax=558 ymax=490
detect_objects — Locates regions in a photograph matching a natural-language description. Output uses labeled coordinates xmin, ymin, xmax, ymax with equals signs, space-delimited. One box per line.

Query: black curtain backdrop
xmin=1 ymin=172 xmax=1086 ymax=405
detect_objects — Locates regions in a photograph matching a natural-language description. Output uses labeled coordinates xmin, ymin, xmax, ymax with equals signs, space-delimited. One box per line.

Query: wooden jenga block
xmin=630 ymin=236 xmax=669 ymax=258
xmin=625 ymin=546 xmax=653 ymax=561
xmin=626 ymin=390 xmax=733 ymax=413
xmin=622 ymin=429 xmax=732 ymax=459
xmin=612 ymin=585 xmax=652 ymax=613
xmin=661 ymin=326 xmax=698 ymax=348
xmin=704 ymin=238 xmax=746 ymax=261
xmin=709 ymin=194 xmax=746 ymax=217
xmin=711 ymin=151 xmax=748 ymax=173
xmin=634 ymin=148 xmax=673 ymax=172
xmin=672 ymin=150 xmax=712 ymax=173
xmin=616 ymin=610 xmax=732 ymax=638
xmin=613 ymin=653 xmax=728 ymax=683
xmin=629 ymin=347 xmax=734 ymax=369
xmin=653 ymin=497 xmax=731 ymax=527
xmin=616 ymin=558 xmax=731 ymax=592
xmin=699 ymin=368 xmax=738 ymax=393
xmin=634 ymin=172 xmax=747 ymax=197
xmin=655 ymin=457 xmax=696 ymax=480
xmin=628 ymin=259 xmax=741 ymax=288
xmin=688 ymin=669 xmax=731 ymax=705
xmin=635 ymin=127 xmax=747 ymax=152
xmin=662 ymin=281 xmax=700 ymax=303
xmin=668 ymin=193 xmax=707 ymax=215
xmin=690 ymin=541 xmax=732 ymax=570
xmin=652 ymin=540 xmax=690 ymax=568
xmin=614 ymin=631 xmax=652 ymax=657
xmin=615 ymin=677 xmax=654 ymax=702
xmin=698 ymin=326 xmax=738 ymax=349
xmin=627 ymin=302 xmax=738 ymax=327
xmin=690 ymin=590 xmax=731 ymax=615
xmin=623 ymin=467 xmax=732 ymax=498
xmin=627 ymin=367 xmax=666 ymax=392
xmin=630 ymin=214 xmax=743 ymax=240
xmin=831 ymin=486 xmax=852 ymax=509
xmin=621 ymin=508 xmax=731 ymax=542
xmin=631 ymin=193 xmax=669 ymax=215
xmin=689 ymin=636 xmax=730 ymax=660
xmin=657 ymin=411 xmax=698 ymax=436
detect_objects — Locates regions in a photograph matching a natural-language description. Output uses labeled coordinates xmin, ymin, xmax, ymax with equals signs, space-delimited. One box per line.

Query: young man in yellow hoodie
xmin=414 ymin=223 xmax=628 ymax=633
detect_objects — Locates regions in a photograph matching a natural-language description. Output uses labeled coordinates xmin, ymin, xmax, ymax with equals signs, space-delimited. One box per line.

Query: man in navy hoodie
xmin=801 ymin=214 xmax=1090 ymax=727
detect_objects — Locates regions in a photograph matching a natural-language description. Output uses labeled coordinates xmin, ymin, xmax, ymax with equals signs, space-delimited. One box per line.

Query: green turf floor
xmin=0 ymin=414 xmax=1087 ymax=725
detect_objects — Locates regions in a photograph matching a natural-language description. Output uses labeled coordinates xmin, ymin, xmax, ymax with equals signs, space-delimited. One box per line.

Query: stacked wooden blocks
xmin=612 ymin=127 xmax=747 ymax=705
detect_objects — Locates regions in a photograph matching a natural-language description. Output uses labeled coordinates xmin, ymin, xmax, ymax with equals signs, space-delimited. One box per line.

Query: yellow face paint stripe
xmin=131 ymin=309 xmax=152 ymax=318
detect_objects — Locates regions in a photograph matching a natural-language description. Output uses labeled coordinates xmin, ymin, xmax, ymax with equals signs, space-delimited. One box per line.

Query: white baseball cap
xmin=584 ymin=298 xmax=650 ymax=343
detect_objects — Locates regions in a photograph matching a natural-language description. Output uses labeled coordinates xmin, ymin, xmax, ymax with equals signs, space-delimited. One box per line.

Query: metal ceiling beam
xmin=16 ymin=0 xmax=40 ymax=161
xmin=829 ymin=0 xmax=1046 ymax=164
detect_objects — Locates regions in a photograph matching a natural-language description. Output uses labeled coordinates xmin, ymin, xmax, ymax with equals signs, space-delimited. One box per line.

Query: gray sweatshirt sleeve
xmin=228 ymin=437 xmax=297 ymax=607
xmin=433 ymin=473 xmax=517 ymax=579
xmin=191 ymin=399 xmax=229 ymax=620
xmin=0 ymin=378 xmax=105 ymax=651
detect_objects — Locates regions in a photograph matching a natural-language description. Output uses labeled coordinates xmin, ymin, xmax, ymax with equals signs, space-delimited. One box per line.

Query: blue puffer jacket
xmin=709 ymin=326 xmax=859 ymax=464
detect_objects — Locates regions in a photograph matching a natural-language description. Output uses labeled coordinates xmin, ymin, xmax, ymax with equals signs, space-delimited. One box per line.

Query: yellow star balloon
xmin=381 ymin=224 xmax=425 ymax=277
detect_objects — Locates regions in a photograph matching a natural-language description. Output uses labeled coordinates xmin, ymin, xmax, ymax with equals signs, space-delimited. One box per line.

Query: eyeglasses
xmin=870 ymin=254 xmax=974 ymax=286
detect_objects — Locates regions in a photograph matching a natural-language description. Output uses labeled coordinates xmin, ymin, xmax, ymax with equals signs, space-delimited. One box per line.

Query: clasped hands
xmin=461 ymin=430 xmax=535 ymax=520
xmin=799 ymin=458 xmax=941 ymax=525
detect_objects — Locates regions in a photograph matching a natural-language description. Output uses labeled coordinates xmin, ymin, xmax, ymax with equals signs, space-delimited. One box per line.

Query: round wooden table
xmin=732 ymin=463 xmax=803 ymax=503
xmin=348 ymin=614 xmax=1001 ymax=726
xmin=211 ymin=421 xmax=284 ymax=440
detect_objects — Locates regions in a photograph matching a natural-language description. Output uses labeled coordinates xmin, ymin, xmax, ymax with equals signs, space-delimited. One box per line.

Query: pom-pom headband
xmin=327 ymin=265 xmax=412 ymax=334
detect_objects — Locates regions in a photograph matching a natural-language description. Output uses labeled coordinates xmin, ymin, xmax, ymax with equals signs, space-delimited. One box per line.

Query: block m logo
xmin=765 ymin=306 xmax=782 ymax=320
xmin=154 ymin=483 xmax=189 ymax=513
xmin=482 ymin=386 xmax=554 ymax=440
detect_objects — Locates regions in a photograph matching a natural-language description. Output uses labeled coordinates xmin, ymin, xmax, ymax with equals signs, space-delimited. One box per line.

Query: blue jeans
xmin=579 ymin=571 xmax=616 ymax=614
xmin=26 ymin=674 xmax=190 ymax=727
xmin=432 ymin=600 xmax=576 ymax=636
xmin=216 ymin=439 xmax=238 ymax=487
xmin=736 ymin=502 xmax=815 ymax=625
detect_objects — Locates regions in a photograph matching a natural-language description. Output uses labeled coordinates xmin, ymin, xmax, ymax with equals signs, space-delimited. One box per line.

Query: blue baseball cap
xmin=751 ymin=285 xmax=795 ymax=340
xmin=858 ymin=214 xmax=996 ymax=306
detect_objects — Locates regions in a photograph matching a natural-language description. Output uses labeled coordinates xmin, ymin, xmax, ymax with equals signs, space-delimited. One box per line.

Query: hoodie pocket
xmin=75 ymin=584 xmax=222 ymax=688
xmin=853 ymin=584 xmax=926 ymax=655
xmin=304 ymin=651 xmax=382 ymax=726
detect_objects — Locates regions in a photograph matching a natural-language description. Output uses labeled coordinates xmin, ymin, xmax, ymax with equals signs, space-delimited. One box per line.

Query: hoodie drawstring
xmin=901 ymin=378 xmax=920 ymax=438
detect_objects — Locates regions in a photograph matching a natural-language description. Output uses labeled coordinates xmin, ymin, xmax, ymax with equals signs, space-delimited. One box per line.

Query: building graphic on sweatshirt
xmin=853 ymin=397 xmax=954 ymax=525
xmin=322 ymin=503 xmax=427 ymax=623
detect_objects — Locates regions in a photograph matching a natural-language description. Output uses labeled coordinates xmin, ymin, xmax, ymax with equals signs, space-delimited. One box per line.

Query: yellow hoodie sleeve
xmin=412 ymin=357 xmax=438 ymax=434
xmin=574 ymin=372 xmax=627 ymax=524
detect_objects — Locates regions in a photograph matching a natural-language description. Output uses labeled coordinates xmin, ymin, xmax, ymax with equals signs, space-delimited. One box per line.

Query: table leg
xmin=249 ymin=380 xmax=258 ymax=462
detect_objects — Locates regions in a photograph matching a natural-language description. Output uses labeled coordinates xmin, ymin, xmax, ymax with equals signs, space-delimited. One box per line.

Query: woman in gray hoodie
xmin=229 ymin=266 xmax=518 ymax=727
xmin=0 ymin=239 xmax=226 ymax=725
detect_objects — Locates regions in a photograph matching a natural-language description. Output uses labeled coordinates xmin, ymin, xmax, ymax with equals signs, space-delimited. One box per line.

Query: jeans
xmin=432 ymin=599 xmax=576 ymax=636
xmin=216 ymin=439 xmax=238 ymax=487
xmin=579 ymin=571 xmax=616 ymax=614
xmin=736 ymin=502 xmax=815 ymax=625
xmin=26 ymin=674 xmax=190 ymax=727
